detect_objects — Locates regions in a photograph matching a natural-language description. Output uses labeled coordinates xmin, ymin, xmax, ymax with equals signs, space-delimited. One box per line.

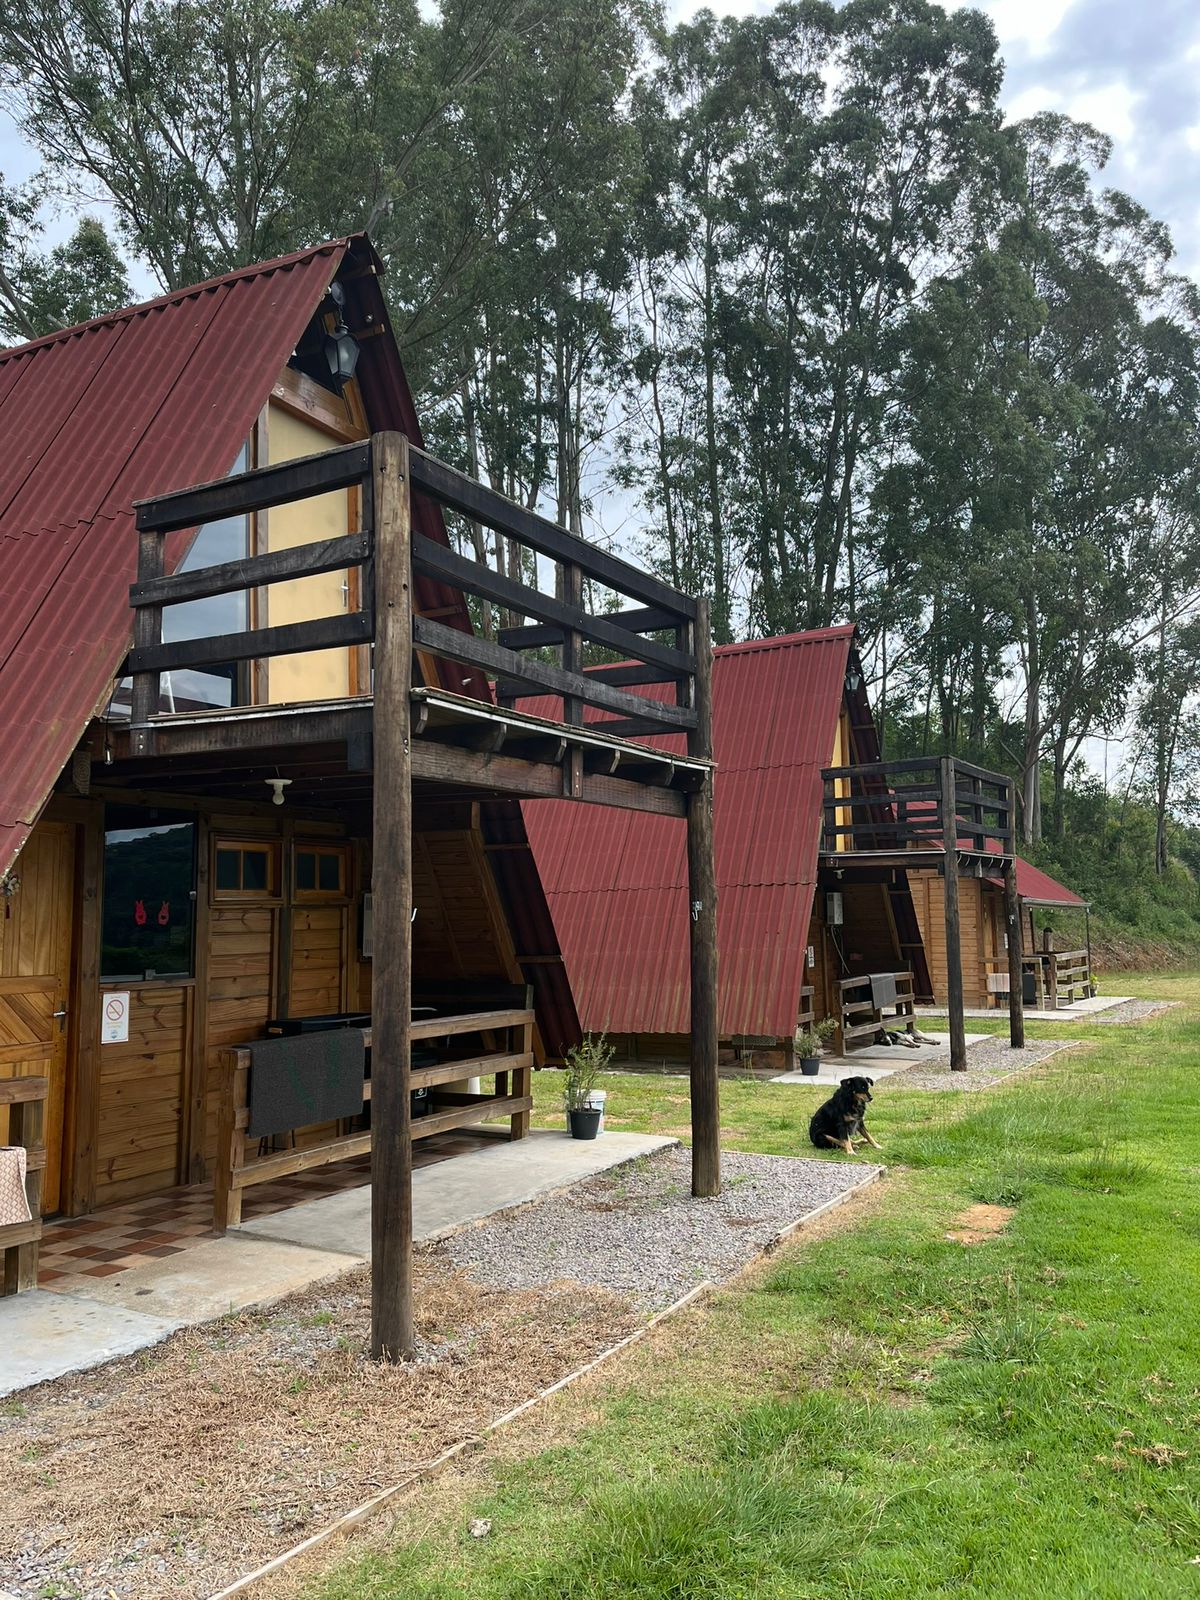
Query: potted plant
xmin=796 ymin=1018 xmax=837 ymax=1076
xmin=563 ymin=1034 xmax=614 ymax=1139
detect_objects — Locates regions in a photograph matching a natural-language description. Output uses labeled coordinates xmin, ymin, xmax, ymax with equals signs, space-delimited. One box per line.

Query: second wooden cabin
xmin=522 ymin=628 xmax=932 ymax=1069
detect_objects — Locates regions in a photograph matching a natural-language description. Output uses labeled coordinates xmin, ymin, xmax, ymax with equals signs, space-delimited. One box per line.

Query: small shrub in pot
xmin=796 ymin=1017 xmax=838 ymax=1076
xmin=564 ymin=1034 xmax=614 ymax=1138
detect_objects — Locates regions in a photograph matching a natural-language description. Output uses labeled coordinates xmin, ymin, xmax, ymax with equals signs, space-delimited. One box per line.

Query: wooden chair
xmin=1 ymin=1075 xmax=47 ymax=1295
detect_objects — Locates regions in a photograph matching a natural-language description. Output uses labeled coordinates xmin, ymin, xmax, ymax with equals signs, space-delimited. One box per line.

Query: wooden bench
xmin=1 ymin=1075 xmax=47 ymax=1295
xmin=214 ymin=1007 xmax=534 ymax=1232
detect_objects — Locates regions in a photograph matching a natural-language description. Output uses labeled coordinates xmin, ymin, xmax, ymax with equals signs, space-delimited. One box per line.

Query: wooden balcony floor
xmin=107 ymin=688 xmax=708 ymax=815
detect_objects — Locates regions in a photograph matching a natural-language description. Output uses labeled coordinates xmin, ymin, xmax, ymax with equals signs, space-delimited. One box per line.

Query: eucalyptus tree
xmin=1135 ymin=614 xmax=1200 ymax=876
xmin=720 ymin=0 xmax=1010 ymax=639
xmin=0 ymin=175 xmax=131 ymax=341
xmin=996 ymin=114 xmax=1200 ymax=841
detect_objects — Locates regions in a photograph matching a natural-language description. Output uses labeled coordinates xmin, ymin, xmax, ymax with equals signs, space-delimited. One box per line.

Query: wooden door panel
xmin=0 ymin=821 xmax=76 ymax=1212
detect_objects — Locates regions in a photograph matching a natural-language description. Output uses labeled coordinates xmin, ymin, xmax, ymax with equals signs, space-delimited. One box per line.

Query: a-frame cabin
xmin=0 ymin=236 xmax=719 ymax=1351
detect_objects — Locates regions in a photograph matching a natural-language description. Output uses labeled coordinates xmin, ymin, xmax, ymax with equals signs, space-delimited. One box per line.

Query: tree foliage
xmin=3 ymin=0 xmax=1200 ymax=890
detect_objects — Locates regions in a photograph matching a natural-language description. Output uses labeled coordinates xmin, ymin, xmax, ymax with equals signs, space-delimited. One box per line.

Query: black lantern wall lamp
xmin=324 ymin=281 xmax=361 ymax=391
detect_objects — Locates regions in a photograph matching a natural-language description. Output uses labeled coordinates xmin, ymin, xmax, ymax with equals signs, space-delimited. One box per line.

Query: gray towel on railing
xmin=868 ymin=972 xmax=898 ymax=1011
xmin=248 ymin=1030 xmax=365 ymax=1140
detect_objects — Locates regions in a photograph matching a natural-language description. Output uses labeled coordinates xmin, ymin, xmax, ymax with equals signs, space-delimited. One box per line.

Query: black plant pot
xmin=568 ymin=1107 xmax=603 ymax=1140
xmin=799 ymin=1057 xmax=821 ymax=1077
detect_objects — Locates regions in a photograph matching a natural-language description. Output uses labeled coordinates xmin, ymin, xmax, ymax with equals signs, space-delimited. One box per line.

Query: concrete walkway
xmin=921 ymin=995 xmax=1134 ymax=1024
xmin=773 ymin=1030 xmax=985 ymax=1084
xmin=0 ymin=1129 xmax=674 ymax=1399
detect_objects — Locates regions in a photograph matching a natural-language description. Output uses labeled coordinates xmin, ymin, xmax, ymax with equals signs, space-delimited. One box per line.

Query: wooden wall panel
xmin=290 ymin=906 xmax=346 ymax=1016
xmin=204 ymin=905 xmax=276 ymax=1166
xmin=910 ymin=871 xmax=988 ymax=1005
xmin=94 ymin=985 xmax=189 ymax=1206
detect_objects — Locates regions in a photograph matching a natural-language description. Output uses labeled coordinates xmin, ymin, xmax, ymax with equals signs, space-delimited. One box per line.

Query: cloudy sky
xmin=679 ymin=0 xmax=1200 ymax=276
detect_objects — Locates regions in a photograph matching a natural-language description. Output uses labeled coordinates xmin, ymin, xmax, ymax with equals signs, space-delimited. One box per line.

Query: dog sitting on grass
xmin=808 ymin=1076 xmax=881 ymax=1155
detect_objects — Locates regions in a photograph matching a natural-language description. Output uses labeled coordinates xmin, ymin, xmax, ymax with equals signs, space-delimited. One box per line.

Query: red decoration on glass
xmin=134 ymin=899 xmax=147 ymax=926
xmin=157 ymin=901 xmax=170 ymax=926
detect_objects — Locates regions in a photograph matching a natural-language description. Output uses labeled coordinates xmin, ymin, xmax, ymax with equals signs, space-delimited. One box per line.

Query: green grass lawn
xmin=311 ymin=976 xmax=1200 ymax=1599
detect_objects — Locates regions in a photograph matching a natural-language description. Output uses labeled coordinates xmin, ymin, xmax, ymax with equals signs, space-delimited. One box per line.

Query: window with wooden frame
xmin=294 ymin=843 xmax=348 ymax=899
xmin=212 ymin=838 xmax=281 ymax=900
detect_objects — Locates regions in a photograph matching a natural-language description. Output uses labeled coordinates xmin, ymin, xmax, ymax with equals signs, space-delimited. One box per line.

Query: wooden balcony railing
xmin=820 ymin=757 xmax=1015 ymax=863
xmin=125 ymin=432 xmax=702 ymax=761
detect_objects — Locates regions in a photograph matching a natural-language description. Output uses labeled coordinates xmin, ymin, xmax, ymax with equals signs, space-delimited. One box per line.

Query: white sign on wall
xmin=101 ymin=991 xmax=131 ymax=1045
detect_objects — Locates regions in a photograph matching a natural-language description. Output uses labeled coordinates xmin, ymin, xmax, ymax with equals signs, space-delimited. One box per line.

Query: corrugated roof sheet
xmin=998 ymin=859 xmax=1087 ymax=909
xmin=905 ymin=804 xmax=1087 ymax=909
xmin=521 ymin=628 xmax=856 ymax=1038
xmin=0 ymin=239 xmax=353 ymax=872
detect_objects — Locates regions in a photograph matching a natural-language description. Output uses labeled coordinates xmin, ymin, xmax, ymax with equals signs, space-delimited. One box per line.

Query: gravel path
xmin=875 ymin=1034 xmax=1076 ymax=1092
xmin=434 ymin=1145 xmax=879 ymax=1311
xmin=1086 ymin=998 xmax=1179 ymax=1025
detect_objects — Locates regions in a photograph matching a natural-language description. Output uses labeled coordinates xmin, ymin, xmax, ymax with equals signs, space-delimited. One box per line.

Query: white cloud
xmin=981 ymin=0 xmax=1077 ymax=57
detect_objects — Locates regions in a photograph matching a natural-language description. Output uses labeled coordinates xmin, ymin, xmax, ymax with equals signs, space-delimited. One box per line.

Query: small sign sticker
xmin=102 ymin=991 xmax=130 ymax=1045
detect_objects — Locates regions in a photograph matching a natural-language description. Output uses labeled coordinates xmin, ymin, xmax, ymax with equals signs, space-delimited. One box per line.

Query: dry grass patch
xmin=943 ymin=1202 xmax=1016 ymax=1244
xmin=0 ymin=1258 xmax=638 ymax=1600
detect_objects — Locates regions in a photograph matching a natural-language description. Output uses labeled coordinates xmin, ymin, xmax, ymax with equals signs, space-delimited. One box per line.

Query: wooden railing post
xmin=1003 ymin=855 xmax=1025 ymax=1049
xmin=687 ymin=598 xmax=720 ymax=1197
xmin=129 ymin=526 xmax=163 ymax=756
xmin=941 ymin=757 xmax=967 ymax=1071
xmin=370 ymin=431 xmax=414 ymax=1362
xmin=561 ymin=560 xmax=584 ymax=800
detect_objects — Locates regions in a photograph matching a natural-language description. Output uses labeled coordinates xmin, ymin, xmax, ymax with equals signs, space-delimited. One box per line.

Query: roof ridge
xmin=714 ymin=625 xmax=856 ymax=656
xmin=0 ymin=236 xmax=363 ymax=363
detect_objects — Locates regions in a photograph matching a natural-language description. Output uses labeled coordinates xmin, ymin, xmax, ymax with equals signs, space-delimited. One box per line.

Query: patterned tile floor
xmin=38 ymin=1129 xmax=500 ymax=1288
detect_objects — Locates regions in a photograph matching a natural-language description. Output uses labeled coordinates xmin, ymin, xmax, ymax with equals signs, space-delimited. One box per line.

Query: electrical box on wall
xmin=826 ymin=891 xmax=844 ymax=926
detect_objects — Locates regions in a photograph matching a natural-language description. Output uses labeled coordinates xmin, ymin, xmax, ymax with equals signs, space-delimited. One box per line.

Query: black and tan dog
xmin=808 ymin=1076 xmax=881 ymax=1155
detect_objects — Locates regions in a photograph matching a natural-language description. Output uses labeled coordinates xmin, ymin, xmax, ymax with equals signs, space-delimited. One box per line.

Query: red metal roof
xmin=0 ymin=239 xmax=358 ymax=872
xmin=903 ymin=804 xmax=1087 ymax=909
xmin=0 ymin=236 xmax=578 ymax=1053
xmin=521 ymin=628 xmax=857 ymax=1038
xmin=996 ymin=859 xmax=1087 ymax=908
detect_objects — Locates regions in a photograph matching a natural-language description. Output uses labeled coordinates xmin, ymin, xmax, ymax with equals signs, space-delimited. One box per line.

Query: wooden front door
xmin=0 ymin=821 xmax=76 ymax=1213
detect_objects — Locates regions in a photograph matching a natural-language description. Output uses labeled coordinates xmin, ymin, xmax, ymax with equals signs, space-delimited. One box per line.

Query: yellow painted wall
xmin=265 ymin=405 xmax=356 ymax=703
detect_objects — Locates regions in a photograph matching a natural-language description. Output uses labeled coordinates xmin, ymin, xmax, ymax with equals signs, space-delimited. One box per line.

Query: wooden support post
xmin=129 ymin=527 xmax=164 ymax=756
xmin=370 ymin=431 xmax=415 ymax=1362
xmin=1003 ymin=860 xmax=1025 ymax=1049
xmin=1085 ymin=906 xmax=1094 ymax=996
xmin=510 ymin=998 xmax=533 ymax=1141
xmin=940 ymin=757 xmax=967 ymax=1072
xmin=213 ymin=1052 xmax=246 ymax=1234
xmin=1046 ymin=935 xmax=1059 ymax=1011
xmin=686 ymin=598 xmax=720 ymax=1196
xmin=561 ymin=562 xmax=584 ymax=800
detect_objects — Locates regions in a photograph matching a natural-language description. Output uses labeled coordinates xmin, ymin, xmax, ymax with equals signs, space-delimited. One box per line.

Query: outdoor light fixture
xmin=266 ymin=777 xmax=292 ymax=806
xmin=323 ymin=281 xmax=360 ymax=391
xmin=845 ymin=669 xmax=862 ymax=692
